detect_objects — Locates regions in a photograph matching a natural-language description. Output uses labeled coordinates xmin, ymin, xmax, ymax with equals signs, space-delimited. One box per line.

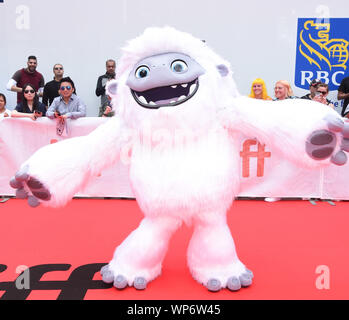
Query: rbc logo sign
xmin=295 ymin=18 xmax=349 ymax=91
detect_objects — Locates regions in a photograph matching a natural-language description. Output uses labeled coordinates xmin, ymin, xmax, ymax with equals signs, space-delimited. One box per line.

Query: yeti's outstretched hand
xmin=10 ymin=165 xmax=50 ymax=208
xmin=306 ymin=114 xmax=349 ymax=166
xmin=221 ymin=97 xmax=349 ymax=169
xmin=9 ymin=117 xmax=125 ymax=208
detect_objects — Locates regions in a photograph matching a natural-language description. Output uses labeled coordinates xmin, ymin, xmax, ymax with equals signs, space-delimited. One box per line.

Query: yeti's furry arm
xmin=219 ymin=96 xmax=349 ymax=167
xmin=10 ymin=116 xmax=127 ymax=207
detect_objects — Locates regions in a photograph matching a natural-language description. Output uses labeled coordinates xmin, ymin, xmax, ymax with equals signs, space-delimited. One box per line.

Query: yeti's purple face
xmin=126 ymin=53 xmax=205 ymax=109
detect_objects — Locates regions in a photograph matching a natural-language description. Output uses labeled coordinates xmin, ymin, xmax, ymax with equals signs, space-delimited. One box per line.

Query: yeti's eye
xmin=171 ymin=60 xmax=188 ymax=73
xmin=135 ymin=66 xmax=150 ymax=79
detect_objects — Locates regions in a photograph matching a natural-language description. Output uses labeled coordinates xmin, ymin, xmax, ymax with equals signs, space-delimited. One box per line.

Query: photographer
xmin=312 ymin=83 xmax=335 ymax=109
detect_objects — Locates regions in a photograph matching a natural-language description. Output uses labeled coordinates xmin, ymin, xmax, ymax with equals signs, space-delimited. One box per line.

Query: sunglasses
xmin=317 ymin=90 xmax=327 ymax=94
xmin=54 ymin=67 xmax=63 ymax=70
xmin=24 ymin=89 xmax=35 ymax=94
xmin=60 ymin=86 xmax=72 ymax=91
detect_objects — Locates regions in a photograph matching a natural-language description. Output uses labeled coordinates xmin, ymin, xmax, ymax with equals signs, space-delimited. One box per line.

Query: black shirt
xmin=96 ymin=73 xmax=115 ymax=107
xmin=43 ymin=79 xmax=61 ymax=107
xmin=300 ymin=93 xmax=332 ymax=105
xmin=15 ymin=101 xmax=47 ymax=116
xmin=95 ymin=73 xmax=115 ymax=97
xmin=338 ymin=76 xmax=349 ymax=116
xmin=300 ymin=94 xmax=312 ymax=100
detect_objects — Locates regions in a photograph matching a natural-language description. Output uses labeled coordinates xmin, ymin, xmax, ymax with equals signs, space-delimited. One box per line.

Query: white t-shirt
xmin=0 ymin=109 xmax=12 ymax=119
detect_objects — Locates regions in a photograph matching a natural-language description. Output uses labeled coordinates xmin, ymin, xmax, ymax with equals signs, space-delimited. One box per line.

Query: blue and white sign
xmin=295 ymin=18 xmax=349 ymax=91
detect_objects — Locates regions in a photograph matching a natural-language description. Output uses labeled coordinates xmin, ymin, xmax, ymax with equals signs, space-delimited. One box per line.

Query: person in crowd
xmin=6 ymin=55 xmax=45 ymax=103
xmin=43 ymin=63 xmax=64 ymax=107
xmin=46 ymin=77 xmax=86 ymax=120
xmin=11 ymin=83 xmax=47 ymax=121
xmin=337 ymin=75 xmax=349 ymax=117
xmin=0 ymin=93 xmax=11 ymax=119
xmin=273 ymin=80 xmax=297 ymax=100
xmin=312 ymin=83 xmax=335 ymax=108
xmin=300 ymin=78 xmax=321 ymax=100
xmin=266 ymin=79 xmax=296 ymax=202
xmin=95 ymin=59 xmax=116 ymax=117
xmin=301 ymin=79 xmax=334 ymax=107
xmin=248 ymin=79 xmax=276 ymax=202
xmin=249 ymin=78 xmax=272 ymax=100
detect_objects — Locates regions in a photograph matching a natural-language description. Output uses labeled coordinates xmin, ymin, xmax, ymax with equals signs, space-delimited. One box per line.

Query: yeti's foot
xmin=100 ymin=264 xmax=155 ymax=290
xmin=192 ymin=260 xmax=253 ymax=292
xmin=10 ymin=165 xmax=51 ymax=208
xmin=206 ymin=267 xmax=253 ymax=292
xmin=306 ymin=116 xmax=349 ymax=166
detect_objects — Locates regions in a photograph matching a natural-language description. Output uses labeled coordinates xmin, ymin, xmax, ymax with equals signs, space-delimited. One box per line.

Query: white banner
xmin=1 ymin=117 xmax=348 ymax=200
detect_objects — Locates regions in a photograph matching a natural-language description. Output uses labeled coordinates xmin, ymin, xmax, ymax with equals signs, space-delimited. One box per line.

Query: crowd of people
xmin=1 ymin=56 xmax=349 ymax=122
xmin=249 ymin=77 xmax=349 ymax=115
xmin=0 ymin=55 xmax=116 ymax=121
xmin=247 ymin=77 xmax=349 ymax=203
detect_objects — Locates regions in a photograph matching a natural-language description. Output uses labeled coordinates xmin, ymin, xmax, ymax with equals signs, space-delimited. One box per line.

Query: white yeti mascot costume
xmin=10 ymin=27 xmax=349 ymax=292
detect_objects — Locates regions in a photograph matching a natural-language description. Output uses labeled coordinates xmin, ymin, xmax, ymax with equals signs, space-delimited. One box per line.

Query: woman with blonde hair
xmin=249 ymin=78 xmax=272 ymax=100
xmin=273 ymin=80 xmax=297 ymax=100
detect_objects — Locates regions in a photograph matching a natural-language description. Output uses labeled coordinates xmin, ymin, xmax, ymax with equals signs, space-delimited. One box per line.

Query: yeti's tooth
xmin=189 ymin=84 xmax=196 ymax=95
xmin=171 ymin=85 xmax=177 ymax=89
xmin=179 ymin=95 xmax=186 ymax=101
xmin=181 ymin=83 xmax=188 ymax=88
xmin=138 ymin=96 xmax=147 ymax=104
xmin=149 ymin=101 xmax=156 ymax=105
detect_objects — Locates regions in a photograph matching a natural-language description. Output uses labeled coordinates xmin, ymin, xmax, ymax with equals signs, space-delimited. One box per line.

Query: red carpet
xmin=0 ymin=198 xmax=348 ymax=300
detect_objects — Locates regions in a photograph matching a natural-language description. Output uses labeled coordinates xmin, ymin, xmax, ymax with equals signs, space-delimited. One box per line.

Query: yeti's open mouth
xmin=131 ymin=78 xmax=199 ymax=109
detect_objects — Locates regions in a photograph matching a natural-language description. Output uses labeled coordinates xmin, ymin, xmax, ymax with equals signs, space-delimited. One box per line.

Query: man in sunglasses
xmin=43 ymin=64 xmax=65 ymax=107
xmin=300 ymin=78 xmax=322 ymax=100
xmin=6 ymin=55 xmax=45 ymax=103
xmin=311 ymin=83 xmax=335 ymax=108
xmin=46 ymin=77 xmax=86 ymax=120
xmin=300 ymin=79 xmax=333 ymax=106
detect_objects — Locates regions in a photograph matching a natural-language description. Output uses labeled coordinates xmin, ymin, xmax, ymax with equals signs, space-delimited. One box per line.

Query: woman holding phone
xmin=11 ymin=83 xmax=46 ymax=120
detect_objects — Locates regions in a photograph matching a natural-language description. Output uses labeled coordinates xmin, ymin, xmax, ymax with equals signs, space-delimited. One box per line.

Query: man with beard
xmin=6 ymin=55 xmax=45 ymax=103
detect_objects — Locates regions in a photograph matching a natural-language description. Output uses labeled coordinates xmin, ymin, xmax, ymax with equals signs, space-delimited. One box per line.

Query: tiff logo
xmin=0 ymin=263 xmax=112 ymax=300
xmin=240 ymin=139 xmax=271 ymax=178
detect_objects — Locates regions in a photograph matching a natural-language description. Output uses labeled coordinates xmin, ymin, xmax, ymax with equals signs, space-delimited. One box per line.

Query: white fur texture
xmin=18 ymin=27 xmax=346 ymax=290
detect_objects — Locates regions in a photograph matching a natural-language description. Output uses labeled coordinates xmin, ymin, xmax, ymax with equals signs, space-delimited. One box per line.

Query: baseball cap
xmin=310 ymin=79 xmax=322 ymax=87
